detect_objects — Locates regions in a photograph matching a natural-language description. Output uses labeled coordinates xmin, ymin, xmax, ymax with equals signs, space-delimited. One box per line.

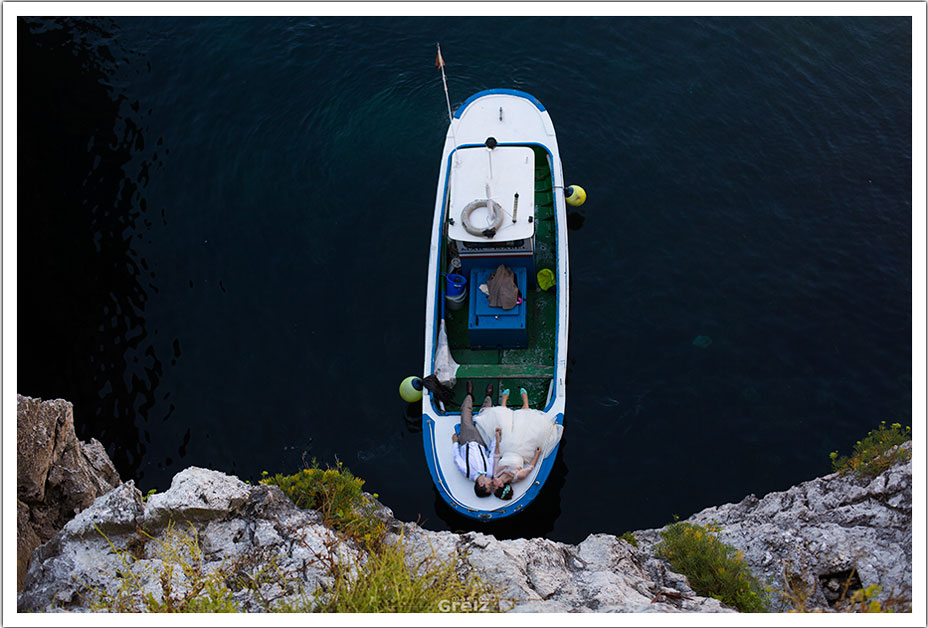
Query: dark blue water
xmin=17 ymin=17 xmax=912 ymax=543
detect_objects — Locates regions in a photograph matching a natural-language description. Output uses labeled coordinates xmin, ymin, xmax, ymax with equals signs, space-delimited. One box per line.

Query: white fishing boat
xmin=416 ymin=84 xmax=583 ymax=520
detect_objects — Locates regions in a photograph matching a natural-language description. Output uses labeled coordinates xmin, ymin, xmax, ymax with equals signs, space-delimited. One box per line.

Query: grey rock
xmin=18 ymin=481 xmax=145 ymax=612
xmin=19 ymin=461 xmax=732 ymax=614
xmin=16 ymin=395 xmax=121 ymax=590
xmin=141 ymin=467 xmax=251 ymax=528
xmin=393 ymin=524 xmax=734 ymax=613
xmin=62 ymin=481 xmax=145 ymax=539
xmin=18 ymin=466 xmax=349 ymax=613
xmin=634 ymin=442 xmax=912 ymax=612
xmin=80 ymin=438 xmax=121 ymax=494
xmin=16 ymin=499 xmax=41 ymax=592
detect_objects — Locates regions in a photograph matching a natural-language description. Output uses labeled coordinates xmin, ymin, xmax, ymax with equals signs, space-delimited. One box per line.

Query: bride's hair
xmin=494 ymin=483 xmax=513 ymax=500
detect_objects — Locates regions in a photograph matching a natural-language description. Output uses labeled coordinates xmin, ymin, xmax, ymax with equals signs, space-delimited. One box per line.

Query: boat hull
xmin=422 ymin=89 xmax=569 ymax=520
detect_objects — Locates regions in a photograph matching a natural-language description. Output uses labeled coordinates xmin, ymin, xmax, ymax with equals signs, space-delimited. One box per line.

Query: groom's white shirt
xmin=453 ymin=436 xmax=497 ymax=481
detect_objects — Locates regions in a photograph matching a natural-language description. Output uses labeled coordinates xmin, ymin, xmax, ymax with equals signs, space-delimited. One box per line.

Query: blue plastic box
xmin=467 ymin=266 xmax=527 ymax=349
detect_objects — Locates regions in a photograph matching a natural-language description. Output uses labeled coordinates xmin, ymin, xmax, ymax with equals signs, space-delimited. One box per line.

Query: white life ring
xmin=461 ymin=199 xmax=504 ymax=238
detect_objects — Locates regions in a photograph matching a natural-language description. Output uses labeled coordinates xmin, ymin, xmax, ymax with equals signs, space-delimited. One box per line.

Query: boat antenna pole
xmin=436 ymin=42 xmax=458 ymax=242
xmin=436 ymin=43 xmax=453 ymax=123
xmin=436 ymin=43 xmax=457 ymax=324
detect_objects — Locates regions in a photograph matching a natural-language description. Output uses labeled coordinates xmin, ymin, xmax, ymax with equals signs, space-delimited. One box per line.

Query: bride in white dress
xmin=473 ymin=388 xmax=563 ymax=499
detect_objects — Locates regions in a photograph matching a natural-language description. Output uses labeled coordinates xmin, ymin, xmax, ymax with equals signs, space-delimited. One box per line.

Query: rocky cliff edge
xmin=16 ymin=395 xmax=912 ymax=613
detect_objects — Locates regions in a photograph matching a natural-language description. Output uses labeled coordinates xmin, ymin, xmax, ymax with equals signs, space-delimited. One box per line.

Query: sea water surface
xmin=17 ymin=16 xmax=912 ymax=543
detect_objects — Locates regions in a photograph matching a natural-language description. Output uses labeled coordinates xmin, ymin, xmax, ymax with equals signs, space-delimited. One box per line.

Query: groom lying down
xmin=451 ymin=380 xmax=498 ymax=496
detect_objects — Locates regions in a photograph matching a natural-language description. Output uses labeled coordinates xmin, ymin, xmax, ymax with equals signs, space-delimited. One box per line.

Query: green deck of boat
xmin=442 ymin=145 xmax=558 ymax=411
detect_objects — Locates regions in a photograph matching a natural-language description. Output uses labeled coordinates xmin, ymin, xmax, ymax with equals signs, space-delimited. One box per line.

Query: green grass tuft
xmin=300 ymin=537 xmax=502 ymax=613
xmin=841 ymin=583 xmax=912 ymax=613
xmin=829 ymin=421 xmax=911 ymax=478
xmin=618 ymin=531 xmax=639 ymax=548
xmin=655 ymin=520 xmax=769 ymax=612
xmin=261 ymin=459 xmax=385 ymax=553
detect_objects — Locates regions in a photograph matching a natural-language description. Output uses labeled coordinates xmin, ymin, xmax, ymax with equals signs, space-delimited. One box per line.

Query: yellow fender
xmin=399 ymin=376 xmax=423 ymax=402
xmin=565 ymin=185 xmax=587 ymax=207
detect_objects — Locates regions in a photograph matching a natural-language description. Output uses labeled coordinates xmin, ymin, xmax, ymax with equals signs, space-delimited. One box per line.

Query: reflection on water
xmin=403 ymin=401 xmax=423 ymax=433
xmin=17 ymin=17 xmax=172 ymax=480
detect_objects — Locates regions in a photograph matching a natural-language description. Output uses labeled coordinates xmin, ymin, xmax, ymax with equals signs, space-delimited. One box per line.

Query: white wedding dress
xmin=474 ymin=406 xmax=563 ymax=475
